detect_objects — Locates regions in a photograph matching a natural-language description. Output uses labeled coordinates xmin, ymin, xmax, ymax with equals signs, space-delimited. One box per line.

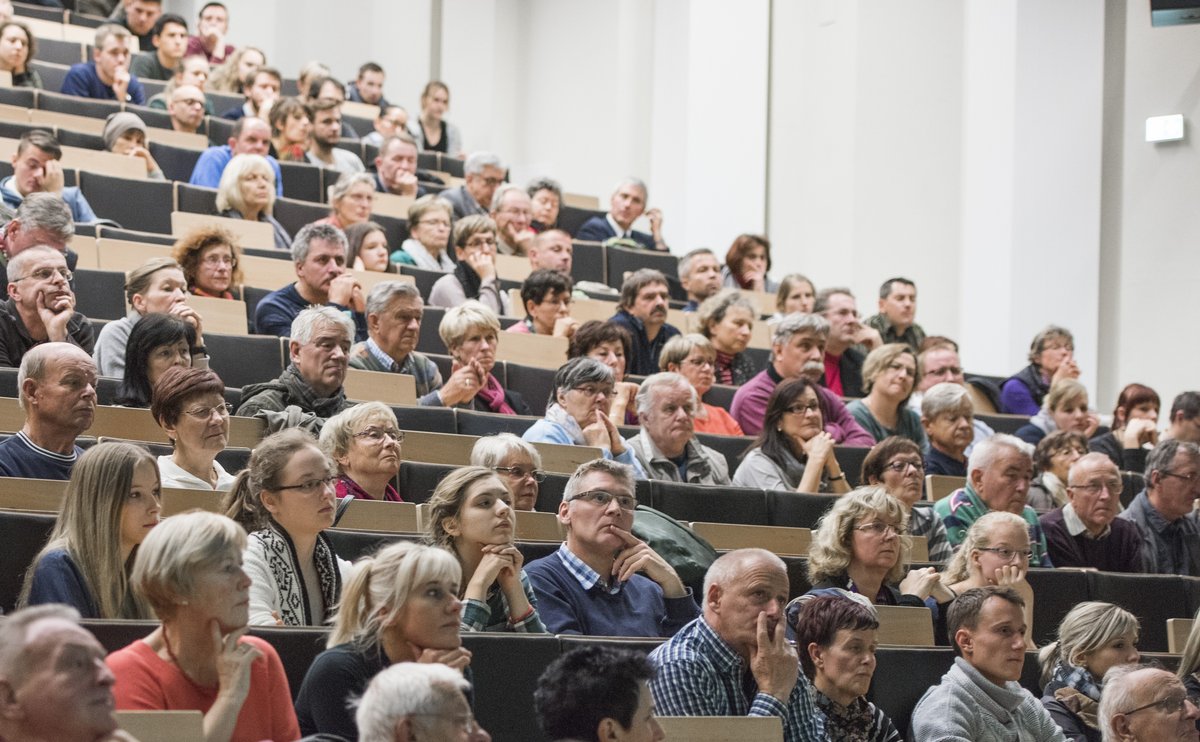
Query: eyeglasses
xmin=977 ymin=547 xmax=1033 ymax=562
xmin=682 ymin=357 xmax=715 ymax=369
xmin=353 ymin=427 xmax=404 ymax=444
xmin=1121 ymin=692 xmax=1189 ymax=717
xmin=201 ymin=254 xmax=237 ymax=267
xmin=173 ymin=97 xmax=205 ymax=107
xmin=418 ymin=218 xmax=451 ymax=229
xmin=925 ymin=365 xmax=963 ymax=377
xmin=275 ymin=475 xmax=337 ymax=494
xmin=785 ymin=401 xmax=820 ymax=415
xmin=182 ymin=402 xmax=232 ymax=420
xmin=572 ymin=384 xmax=615 ymax=399
xmin=884 ymin=460 xmax=925 ymax=474
xmin=568 ymin=490 xmax=638 ymax=511
xmin=410 ymin=711 xmax=481 ymax=734
xmin=464 ymin=235 xmax=497 ymax=250
xmin=1067 ymin=478 xmax=1123 ymax=496
xmin=493 ymin=465 xmax=546 ymax=482
xmin=854 ymin=521 xmax=906 ymax=537
xmin=478 ymin=176 xmax=504 ymax=187
xmin=1162 ymin=470 xmax=1200 ymax=485
xmin=14 ymin=266 xmax=71 ymax=282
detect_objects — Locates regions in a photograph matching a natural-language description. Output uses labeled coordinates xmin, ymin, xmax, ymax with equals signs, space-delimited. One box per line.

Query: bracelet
xmin=827 ymin=473 xmax=846 ymax=481
xmin=509 ymin=605 xmax=535 ymax=624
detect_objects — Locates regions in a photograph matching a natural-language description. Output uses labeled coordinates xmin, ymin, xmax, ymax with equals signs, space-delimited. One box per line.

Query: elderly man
xmin=186 ymin=2 xmax=233 ymax=63
xmin=911 ymin=586 xmax=1066 ymax=741
xmin=306 ymin=99 xmax=365 ymax=174
xmin=0 ymin=246 xmax=93 ymax=367
xmin=627 ymin=372 xmax=730 ymax=485
xmin=189 ymin=117 xmax=284 ymax=195
xmin=528 ymin=229 xmax=572 ymax=276
xmin=865 ymin=277 xmax=925 ymax=353
xmin=648 ymin=548 xmax=822 ymax=742
xmin=373 ymin=134 xmax=425 ymax=198
xmin=354 ymin=662 xmax=489 ymax=742
xmin=909 ymin=339 xmax=995 ymax=451
xmin=254 ymin=223 xmax=367 ymax=342
xmin=1099 ymin=665 xmax=1200 ymax=742
xmin=165 ymin=84 xmax=206 ymax=134
xmin=108 ymin=0 xmax=161 ymax=51
xmin=2 ymin=131 xmax=97 ymax=223
xmin=0 ymin=605 xmax=136 ymax=742
xmin=814 ymin=287 xmax=879 ymax=398
xmin=1165 ymin=391 xmax=1200 ymax=443
xmin=609 ymin=269 xmax=680 ymax=376
xmin=442 ymin=152 xmax=505 ymax=220
xmin=730 ymin=313 xmax=874 ymax=445
xmin=363 ymin=105 xmax=409 ymax=149
xmin=576 ymin=178 xmax=667 ymax=252
xmin=221 ymin=65 xmax=280 ymax=122
xmin=62 ymin=24 xmax=145 ymax=104
xmin=535 ymin=645 xmax=665 ymax=742
xmin=237 ymin=306 xmax=354 ymax=418
xmin=526 ymin=459 xmax=699 ymax=637
xmin=129 ymin=13 xmax=187 ymax=81
xmin=1040 ymin=452 xmax=1143 ymax=572
xmin=1118 ymin=439 xmax=1200 ymax=575
xmin=922 ymin=382 xmax=975 ymax=477
xmin=0 ymin=193 xmax=78 ymax=272
xmin=934 ymin=433 xmax=1053 ymax=566
xmin=0 ymin=343 xmax=96 ymax=478
xmin=678 ymin=248 xmax=723 ymax=311
xmin=491 ymin=184 xmax=533 ymax=256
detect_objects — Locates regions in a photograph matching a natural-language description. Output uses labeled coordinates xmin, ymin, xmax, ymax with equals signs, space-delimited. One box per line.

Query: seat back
xmin=73 ymin=267 xmax=126 ymax=320
xmin=205 ymin=332 xmax=286 ymax=389
xmin=79 ymin=171 xmax=175 ymax=233
xmin=1086 ymin=571 xmax=1199 ymax=652
xmin=925 ymin=474 xmax=965 ymax=501
xmin=0 ymin=509 xmax=56 ymax=612
xmin=1168 ymin=618 xmax=1194 ymax=654
xmin=651 ymin=480 xmax=768 ymax=525
xmin=1025 ymin=568 xmax=1091 ymax=647
xmin=766 ymin=490 xmax=838 ymax=529
xmin=461 ymin=633 xmax=562 ymax=742
xmin=278 ymin=160 xmax=324 ymax=202
xmin=454 ymin=408 xmax=538 ymax=437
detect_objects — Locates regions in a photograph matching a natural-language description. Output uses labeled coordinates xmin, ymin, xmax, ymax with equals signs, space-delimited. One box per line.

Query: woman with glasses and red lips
xmin=470 ymin=433 xmax=544 ymax=511
xmin=862 ymin=436 xmax=954 ymax=566
xmin=152 ymin=366 xmax=236 ymax=491
xmin=223 ymin=429 xmax=352 ymax=627
xmin=943 ymin=511 xmax=1037 ymax=648
xmin=320 ymin=402 xmax=405 ymax=502
xmin=424 ymin=466 xmax=546 ymax=634
xmin=172 ymin=225 xmax=245 ymax=300
xmin=660 ymin=333 xmax=745 ymax=436
xmin=732 ymin=377 xmax=850 ymax=494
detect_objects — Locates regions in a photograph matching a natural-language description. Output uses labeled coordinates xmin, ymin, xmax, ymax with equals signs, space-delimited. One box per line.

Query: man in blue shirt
xmin=1 ymin=132 xmax=97 ymax=224
xmin=0 ymin=343 xmax=96 ymax=479
xmin=576 ymin=177 xmax=668 ymax=251
xmin=188 ymin=117 xmax=284 ymax=196
xmin=61 ymin=24 xmax=146 ymax=106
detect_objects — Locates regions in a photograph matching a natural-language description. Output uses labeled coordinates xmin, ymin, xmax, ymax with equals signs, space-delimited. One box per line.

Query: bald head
xmin=1068 ymin=452 xmax=1118 ymax=485
xmin=168 ymin=84 xmax=205 ymax=133
xmin=701 ymin=548 xmax=789 ymax=660
xmin=230 ymin=117 xmax=271 ymax=156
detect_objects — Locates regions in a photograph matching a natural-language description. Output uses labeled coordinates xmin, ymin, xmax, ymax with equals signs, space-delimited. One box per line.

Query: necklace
xmin=161 ymin=630 xmax=215 ymax=691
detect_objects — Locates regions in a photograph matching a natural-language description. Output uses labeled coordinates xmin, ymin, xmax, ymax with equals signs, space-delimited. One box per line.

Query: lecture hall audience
xmin=865 ymin=277 xmax=925 ymax=353
xmin=774 ymin=273 xmax=817 ymax=317
xmin=920 ymin=381 xmax=976 ymax=476
xmin=392 ymin=194 xmax=455 ymax=269
xmin=908 ymin=337 xmax=996 ymax=451
xmin=373 ymin=133 xmax=427 ymax=197
xmin=348 ymin=281 xmax=451 ymax=405
xmin=1015 ymin=378 xmax=1100 ymax=447
xmin=215 ymin=153 xmax=292 ymax=251
xmin=695 ymin=288 xmax=758 ymax=386
xmin=722 ymin=233 xmax=776 ymax=292
xmin=659 ymin=333 xmax=745 ymax=436
xmin=0 ymin=342 xmax=95 ymax=479
xmin=114 ymin=312 xmax=202 ymax=408
xmin=408 ymin=80 xmax=464 ymax=157
xmin=356 ymin=662 xmax=491 ymax=742
xmin=1099 ymin=665 xmax=1200 ymax=742
xmin=678 ymin=247 xmax=724 ymax=311
xmin=609 ymin=268 xmax=680 ymax=376
xmin=0 ymin=192 xmax=77 ymax=271
xmin=62 ymin=24 xmax=145 ymax=105
xmin=437 ymin=301 xmax=530 ymax=414
xmin=189 ymin=116 xmax=285 ymax=196
xmin=527 ymin=176 xmax=562 ymax=232
xmin=577 ymin=177 xmax=666 ymax=251
xmin=0 ymin=20 xmax=40 ymax=88
xmin=1027 ymin=430 xmax=1088 ymax=511
xmin=534 ymin=645 xmax=664 ymax=742
xmin=442 ymin=152 xmax=504 ymax=219
xmin=1088 ymin=382 xmax=1160 ymax=472
xmin=1117 ymin=438 xmax=1200 ymax=576
xmin=490 ymin=183 xmax=534 ymax=256
xmin=101 ymin=112 xmax=163 ymax=179
xmin=568 ymin=319 xmax=639 ymax=425
xmin=815 ymin=286 xmax=879 ymax=398
xmin=430 ymin=215 xmax=512 ymax=315
xmin=1040 ymin=452 xmax=1143 ymax=572
xmin=846 ymin=343 xmax=928 ymax=447
xmin=509 ymin=269 xmax=579 ymax=338
xmin=345 ymin=221 xmax=396 ymax=273
xmin=2 ymin=130 xmax=97 ymax=222
xmin=1002 ymin=324 xmax=1081 ymax=416
xmin=318 ymin=172 xmax=376 ymax=230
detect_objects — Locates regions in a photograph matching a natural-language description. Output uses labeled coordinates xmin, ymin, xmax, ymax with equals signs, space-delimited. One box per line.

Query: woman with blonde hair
xmin=1016 ymin=378 xmax=1101 ymax=448
xmin=318 ymin=172 xmax=376 ymax=231
xmin=437 ymin=301 xmax=530 ymax=414
xmin=172 ymin=225 xmax=244 ymax=299
xmin=424 ymin=465 xmax=546 ymax=633
xmin=408 ymin=80 xmax=463 ymax=157
xmin=847 ymin=343 xmax=927 ymax=447
xmin=21 ymin=442 xmax=159 ymax=618
xmin=774 ymin=273 xmax=817 ymax=317
xmin=1178 ymin=606 xmax=1200 ymax=706
xmin=943 ymin=510 xmax=1037 ymax=647
xmin=1039 ymin=602 xmax=1140 ymax=741
xmin=294 ymin=541 xmax=471 ymax=740
xmin=216 ymin=153 xmax=291 ymax=251
xmin=319 ymin=402 xmax=404 ymax=502
xmin=659 ymin=333 xmax=744 ymax=436
xmin=208 ymin=45 xmax=265 ymax=93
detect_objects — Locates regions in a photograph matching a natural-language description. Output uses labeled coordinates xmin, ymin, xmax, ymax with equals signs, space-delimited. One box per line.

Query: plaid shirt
xmin=648 ymin=617 xmax=823 ymax=742
xmin=459 ymin=570 xmax=547 ymax=634
xmin=347 ymin=339 xmax=444 ymax=405
xmin=557 ymin=543 xmax=623 ymax=595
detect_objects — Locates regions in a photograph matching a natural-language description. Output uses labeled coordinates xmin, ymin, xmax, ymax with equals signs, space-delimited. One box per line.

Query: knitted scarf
xmin=251 ymin=521 xmax=343 ymax=627
xmin=279 ymin=364 xmax=348 ymax=418
xmin=454 ymin=259 xmax=483 ymax=300
xmin=545 ymin=402 xmax=588 ymax=445
xmin=714 ymin=350 xmax=735 ymax=385
xmin=1047 ymin=659 xmax=1102 ymax=732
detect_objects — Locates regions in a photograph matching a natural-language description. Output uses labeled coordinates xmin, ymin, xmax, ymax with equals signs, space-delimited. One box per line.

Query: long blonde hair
xmin=19 ymin=442 xmax=157 ymax=619
xmin=1178 ymin=604 xmax=1200 ymax=681
xmin=942 ymin=510 xmax=1029 ymax=583
xmin=1038 ymin=601 xmax=1139 ymax=687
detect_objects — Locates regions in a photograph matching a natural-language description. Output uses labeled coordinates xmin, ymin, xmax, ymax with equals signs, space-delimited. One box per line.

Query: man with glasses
xmin=0 ymin=246 xmax=92 ymax=367
xmin=442 ymin=152 xmax=505 ymax=220
xmin=1099 ymin=665 xmax=1200 ymax=741
xmin=490 ymin=184 xmax=534 ymax=256
xmin=525 ymin=459 xmax=699 ymax=637
xmin=1118 ymin=439 xmax=1200 ymax=575
xmin=0 ymin=343 xmax=96 ymax=479
xmin=0 ymin=193 xmax=80 ymax=274
xmin=627 ymin=372 xmax=730 ymax=485
xmin=373 ymin=134 xmax=426 ymax=198
xmin=237 ymin=306 xmax=354 ymax=419
xmin=911 ymin=586 xmax=1066 ymax=741
xmin=1040 ymin=452 xmax=1143 ymax=572
xmin=814 ymin=287 xmax=880 ymax=398
xmin=909 ymin=337 xmax=995 ymax=453
xmin=355 ymin=661 xmax=490 ymax=742
xmin=166 ymin=83 xmax=206 ymax=135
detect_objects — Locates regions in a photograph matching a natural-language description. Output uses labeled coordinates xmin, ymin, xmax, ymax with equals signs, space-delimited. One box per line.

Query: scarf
xmin=1010 ymin=364 xmax=1051 ymax=408
xmin=279 ymin=364 xmax=348 ymax=418
xmin=714 ymin=350 xmax=735 ymax=385
xmin=454 ymin=259 xmax=483 ymax=300
xmin=251 ymin=521 xmax=343 ymax=627
xmin=545 ymin=402 xmax=588 ymax=445
xmin=812 ymin=686 xmax=875 ymax=742
xmin=191 ymin=286 xmax=234 ymax=300
xmin=473 ymin=373 xmax=515 ymax=414
xmin=1048 ymin=659 xmax=1103 ymax=703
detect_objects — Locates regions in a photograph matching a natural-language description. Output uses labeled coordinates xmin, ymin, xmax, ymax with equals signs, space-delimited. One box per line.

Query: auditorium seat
xmin=833 ymin=446 xmax=871 ymax=487
xmin=150 ymin=142 xmax=202 ymax=184
xmin=499 ymin=361 xmax=555 ymax=417
xmin=40 ymin=90 xmax=122 ymax=120
xmin=977 ymin=412 xmax=1030 ymax=435
xmin=462 ymin=633 xmax=561 ymax=742
xmin=175 ymin=182 xmax=218 ymax=215
xmin=55 ymin=127 xmax=103 ymax=149
xmin=606 ymin=245 xmax=678 ymax=287
xmin=13 ymin=3 xmax=67 ymax=21
xmin=0 ymin=366 xmax=17 ymax=397
xmin=325 ymin=528 xmax=401 ymax=562
xmin=398 ymin=460 xmax=453 ymax=503
xmin=0 ymin=86 xmax=35 ymax=108
xmin=205 ymin=332 xmax=285 ymax=389
xmin=766 ymin=490 xmax=838 ymax=529
xmin=373 ymin=212 xmax=409 ymax=252
xmin=455 ymin=408 xmax=537 ymax=438
xmin=694 ymin=432 xmax=751 ymax=475
xmin=0 ymin=509 xmax=55 ymax=612
xmin=126 ymin=105 xmax=173 ymax=131
xmin=204 ymin=115 xmax=234 ymax=146
xmin=271 ymin=196 xmax=329 ymax=237
xmin=570 ymin=241 xmax=604 ymax=284
xmin=278 ymin=160 xmax=324 ymax=203
xmin=701 ymin=383 xmax=737 ymax=413
xmin=241 ymin=285 xmax=272 ymax=332
xmin=98 ymin=225 xmax=175 ymax=245
xmin=400 ymin=265 xmax=447 ymax=312
xmin=28 ymin=63 xmax=69 ymax=97
xmin=557 ymin=204 xmax=605 ymax=237
xmin=80 ymin=171 xmax=175 ymax=233
xmin=1024 ymin=567 xmax=1090 ymax=647
xmin=650 ymin=480 xmax=768 ymax=525
xmin=1087 ymin=571 xmax=1198 ymax=652
xmin=391 ymin=404 xmax=457 ymax=435
xmin=74 ymin=267 xmax=126 ymax=320
xmin=1120 ymin=470 xmax=1144 ymax=508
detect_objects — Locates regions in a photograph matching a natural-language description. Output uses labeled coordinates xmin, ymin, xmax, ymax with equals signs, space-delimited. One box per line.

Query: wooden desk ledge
xmin=874 ymin=604 xmax=936 ymax=646
xmin=690 ymin=522 xmax=811 ymax=557
xmin=657 ymin=716 xmax=783 ymax=742
xmin=1168 ymin=618 xmax=1194 ymax=654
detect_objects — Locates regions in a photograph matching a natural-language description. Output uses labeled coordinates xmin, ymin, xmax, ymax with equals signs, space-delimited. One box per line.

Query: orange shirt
xmin=693 ymin=402 xmax=745 ymax=437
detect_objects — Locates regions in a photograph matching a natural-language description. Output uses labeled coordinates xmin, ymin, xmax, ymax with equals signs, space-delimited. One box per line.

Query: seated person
xmin=1040 ymin=601 xmax=1140 ymax=742
xmin=815 ymin=287 xmax=878 ymax=398
xmin=627 ymin=372 xmax=730 ymax=484
xmin=253 ymin=223 xmax=367 ymax=342
xmin=659 ymin=333 xmax=744 ymax=436
xmin=221 ymin=65 xmax=279 ymax=122
xmin=441 ymin=151 xmax=503 ymax=219
xmin=186 ymin=2 xmax=234 ymax=64
xmin=21 ymin=442 xmax=159 ymax=618
xmin=1089 ymin=382 xmax=1160 ymax=473
xmin=346 ymin=222 xmax=397 ymax=273
xmin=1028 ymin=430 xmax=1088 ymax=511
xmin=861 ymin=436 xmax=954 ymax=566
xmin=238 ymin=306 xmax=354 ymax=419
xmin=101 ymin=112 xmax=163 ymax=179
xmin=922 ymin=381 xmax=976 ymax=476
xmin=933 ymin=433 xmax=1053 ymax=566
xmin=527 ymin=177 xmax=562 ymax=232
xmin=108 ymin=0 xmax=161 ymax=52
xmin=1165 ymin=391 xmax=1200 ymax=444
xmin=942 ymin=511 xmax=1038 ymax=648
xmin=375 ymin=133 xmax=435 ymax=197
xmin=522 ymin=357 xmax=643 ymax=474
xmin=356 ymin=662 xmax=490 ymax=742
xmin=528 ymin=228 xmax=574 ymax=276
xmin=722 ymin=233 xmax=777 ymax=292
xmin=1100 ymin=665 xmax=1200 ymax=742
xmin=490 ymin=184 xmax=534 ymax=256
xmin=267 ymin=96 xmax=311 ymax=162
xmin=568 ymin=319 xmax=639 ymax=426
xmin=151 ymin=366 xmax=236 ymax=490
xmin=695 ymin=288 xmax=758 ymax=386
xmin=149 ymin=59 xmax=213 ymax=120
xmin=1002 ymin=325 xmax=1080 ymax=415
xmin=223 ymin=428 xmax=352 ymax=626
xmin=128 ymin=13 xmax=187 ymax=81
xmin=509 ymin=269 xmax=579 ymax=337
xmin=0 ymin=343 xmax=95 ymax=479
xmin=348 ymin=281 xmax=452 ymax=405
xmin=0 ymin=245 xmax=93 ymax=366
xmin=189 ymin=116 xmax=284 ymax=196
xmin=846 ymin=343 xmax=927 ymax=447
xmin=215 ymin=153 xmax=291 ymax=251
xmin=865 ymin=277 xmax=925 ymax=352
xmin=908 ymin=338 xmax=996 ymax=452
xmin=437 ymin=301 xmax=529 ymax=414
xmin=171 ymin=225 xmax=244 ymax=299
xmin=0 ymin=21 xmax=42 ymax=89
xmin=317 ymin=172 xmax=376 ymax=232
xmin=534 ymin=645 xmax=663 ymax=742
xmin=732 ymin=378 xmax=851 ymax=494
xmin=774 ymin=273 xmax=817 ymax=317
xmin=526 ymin=458 xmax=698 ymax=637
xmin=609 ymin=268 xmax=680 ymax=376
xmin=319 ymin=402 xmax=404 ymax=502
xmin=408 ymin=80 xmax=463 ymax=156
xmin=62 ymin=24 xmax=145 ymax=104
xmin=678 ymin=247 xmax=723 ymax=310
xmin=1041 ymin=453 xmax=1142 ymax=572
xmin=207 ymin=45 xmax=264 ymax=94
xmin=114 ymin=313 xmax=205 ymax=408
xmin=2 ymin=130 xmax=97 ymax=222
xmin=0 ymin=192 xmax=79 ymax=273
xmin=470 ymin=432 xmax=543 ymax=511
xmin=909 ymin=586 xmax=1066 ymax=740
xmin=392 ymin=194 xmax=455 ymax=270
xmin=1016 ymin=378 xmax=1100 ymax=447
xmin=306 ymin=98 xmax=365 ymax=174
xmin=429 ymin=215 xmax=512 ymax=315
xmin=107 ymin=511 xmax=300 ymax=741
xmin=363 ymin=107 xmax=411 ymax=150
xmin=576 ymin=178 xmax=666 ymax=251
xmin=1118 ymin=439 xmax=1200 ymax=575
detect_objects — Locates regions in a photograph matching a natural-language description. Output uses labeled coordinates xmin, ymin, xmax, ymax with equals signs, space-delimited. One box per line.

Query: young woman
xmin=152 ymin=366 xmax=236 ymax=491
xmin=117 ymin=313 xmax=205 ymax=408
xmin=1089 ymin=382 xmax=1160 ymax=472
xmin=345 ymin=221 xmax=397 ymax=273
xmin=722 ymin=233 xmax=777 ymax=292
xmin=0 ymin=21 xmax=40 ymax=88
xmin=774 ymin=273 xmax=817 ymax=317
xmin=267 ymin=97 xmax=312 ymax=162
xmin=1016 ymin=378 xmax=1100 ymax=448
xmin=942 ymin=511 xmax=1037 ymax=648
xmin=208 ymin=45 xmax=265 ymax=93
xmin=102 ymin=112 xmax=163 ymax=179
xmin=408 ymin=80 xmax=463 ymax=157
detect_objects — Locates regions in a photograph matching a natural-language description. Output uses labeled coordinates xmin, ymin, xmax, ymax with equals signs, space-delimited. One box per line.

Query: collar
xmin=16 ymin=430 xmax=77 ymax=463
xmin=555 ymin=543 xmax=621 ymax=595
xmin=692 ymin=616 xmax=747 ymax=674
xmin=1062 ymin=502 xmax=1110 ymax=539
xmin=606 ymin=212 xmax=629 ymax=238
xmin=1137 ymin=490 xmax=1180 ymax=532
xmin=0 ymin=176 xmax=23 ymax=204
xmin=365 ymin=337 xmax=402 ymax=372
xmin=617 ymin=307 xmax=646 ymax=332
xmin=952 ymin=656 xmax=1028 ymax=712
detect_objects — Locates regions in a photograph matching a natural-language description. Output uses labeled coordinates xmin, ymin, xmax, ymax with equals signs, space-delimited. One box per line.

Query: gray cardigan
xmin=910 ymin=657 xmax=1066 ymax=742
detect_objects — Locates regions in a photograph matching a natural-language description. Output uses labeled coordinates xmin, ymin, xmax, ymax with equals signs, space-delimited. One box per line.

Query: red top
xmin=824 ymin=353 xmax=844 ymax=396
xmin=694 ymin=402 xmax=745 ymax=437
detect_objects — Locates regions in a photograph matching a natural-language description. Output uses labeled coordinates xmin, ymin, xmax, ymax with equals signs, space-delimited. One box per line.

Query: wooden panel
xmin=117 ymin=710 xmax=204 ymax=742
xmin=172 ymin=211 xmax=274 ymax=251
xmin=399 ymin=430 xmax=478 ymax=466
xmin=691 ymin=522 xmax=811 ymax=557
xmin=561 ymin=192 xmax=600 ymax=210
xmin=0 ymin=477 xmax=66 ymax=512
xmin=745 ymin=289 xmax=777 ymax=317
xmin=372 ymin=191 xmax=414 ymax=219
xmin=495 ymin=332 xmax=568 ymax=369
xmin=0 ymin=70 xmax=11 ymax=88
xmin=569 ymin=296 xmax=619 ymax=323
xmin=340 ymin=100 xmax=382 ymax=120
xmin=875 ymin=605 xmax=935 ymax=646
xmin=160 ymin=487 xmax=224 ymax=516
xmin=336 ymin=499 xmax=419 ymax=533
xmin=657 ymin=717 xmax=783 ymax=742
xmin=1169 ymin=618 xmax=1194 ymax=654
xmin=495 ymin=253 xmax=531 ymax=282
xmin=515 ymin=509 xmax=563 ymax=542
xmin=146 ymin=127 xmax=208 ymax=151
xmin=239 ymin=253 xmax=298 ymax=291
xmin=227 ymin=415 xmax=265 ymax=448
xmin=925 ymin=475 xmax=965 ymax=502
xmin=507 ymin=288 xmax=525 ymax=317
xmin=344 ymin=368 xmax=417 ymax=405
xmin=85 ymin=404 xmax=263 ymax=448
xmin=967 ymin=383 xmax=998 ymax=414
xmin=908 ymin=534 xmax=929 ymax=562
xmin=530 ymin=441 xmax=602 ymax=474
xmin=185 ymin=294 xmax=249 ymax=336
xmin=61 ymin=146 xmax=146 ymax=180
xmin=95 ymin=237 xmax=170 ymax=272
xmin=0 ymin=102 xmax=27 ymax=122
xmin=352 ymin=269 xmax=415 ymax=294
xmin=0 ymin=396 xmax=25 ymax=432
xmin=667 ymin=309 xmax=694 ymax=334
xmin=24 ymin=17 xmax=71 ymax=40
xmin=29 ymin=108 xmax=104 ymax=134
xmin=68 ymin=234 xmax=99 ymax=269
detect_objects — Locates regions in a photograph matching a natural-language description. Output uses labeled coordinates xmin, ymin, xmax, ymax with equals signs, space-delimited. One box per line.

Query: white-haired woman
xmin=943 ymin=510 xmax=1037 ymax=648
xmin=216 ymin=153 xmax=291 ymax=251
xmin=294 ymin=541 xmax=472 ymax=740
xmin=1039 ymin=602 xmax=1140 ymax=742
xmin=107 ymin=511 xmax=300 ymax=741
xmin=471 ymin=432 xmax=544 ymax=511
xmin=437 ymin=301 xmax=529 ymax=414
xmin=393 ymin=194 xmax=455 ymax=271
xmin=921 ymin=382 xmax=976 ymax=477
xmin=320 ymin=402 xmax=404 ymax=502
xmin=318 ymin=171 xmax=376 ymax=231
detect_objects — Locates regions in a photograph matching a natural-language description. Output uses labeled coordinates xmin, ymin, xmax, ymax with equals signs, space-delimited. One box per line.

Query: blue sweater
xmin=0 ymin=432 xmax=82 ymax=479
xmin=61 ymin=61 xmax=145 ymax=105
xmin=521 ymin=418 xmax=646 ymax=478
xmin=188 ymin=145 xmax=284 ymax=196
xmin=252 ymin=283 xmax=367 ymax=342
xmin=525 ymin=545 xmax=699 ymax=637
xmin=26 ymin=548 xmax=100 ymax=617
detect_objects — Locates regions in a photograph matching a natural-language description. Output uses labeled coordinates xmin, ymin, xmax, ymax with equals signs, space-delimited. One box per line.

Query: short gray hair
xmin=635 ymin=372 xmax=697 ymax=417
xmin=1146 ymin=439 xmax=1200 ymax=483
xmin=16 ymin=192 xmax=73 ymax=241
xmin=291 ymin=222 xmax=348 ymax=264
xmin=921 ymin=382 xmax=972 ymax=420
xmin=612 ymin=177 xmax=647 ymax=202
xmin=6 ymin=244 xmax=62 ymax=284
xmin=1099 ymin=665 xmax=1181 ymax=742
xmin=0 ymin=604 xmax=83 ymax=688
xmin=464 ymin=151 xmax=504 ymax=176
xmin=562 ymin=458 xmax=635 ymax=503
xmin=813 ymin=286 xmax=854 ymax=315
xmin=365 ymin=280 xmax=421 ymax=316
xmin=291 ymin=305 xmax=355 ymax=345
xmin=438 ymin=300 xmax=500 ymax=350
xmin=470 ymin=432 xmax=542 ymax=470
xmin=17 ymin=342 xmax=86 ymax=410
xmin=772 ymin=312 xmax=829 ymax=347
xmin=328 ymin=171 xmax=376 ymax=205
xmin=356 ymin=663 xmax=472 ymax=742
xmin=526 ymin=176 xmax=561 ymax=200
xmin=320 ymin=402 xmax=398 ymax=462
xmin=678 ymin=248 xmax=715 ymax=280
xmin=967 ymin=433 xmax=1031 ymax=477
xmin=490 ymin=183 xmax=527 ymax=212
xmin=554 ymin=357 xmax=614 ymax=399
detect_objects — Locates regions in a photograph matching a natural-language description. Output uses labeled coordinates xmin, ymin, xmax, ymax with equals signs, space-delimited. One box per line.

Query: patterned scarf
xmin=1048 ymin=659 xmax=1102 ymax=731
xmin=811 ymin=686 xmax=875 ymax=742
xmin=251 ymin=521 xmax=343 ymax=627
xmin=714 ymin=350 xmax=735 ymax=385
xmin=279 ymin=364 xmax=348 ymax=418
